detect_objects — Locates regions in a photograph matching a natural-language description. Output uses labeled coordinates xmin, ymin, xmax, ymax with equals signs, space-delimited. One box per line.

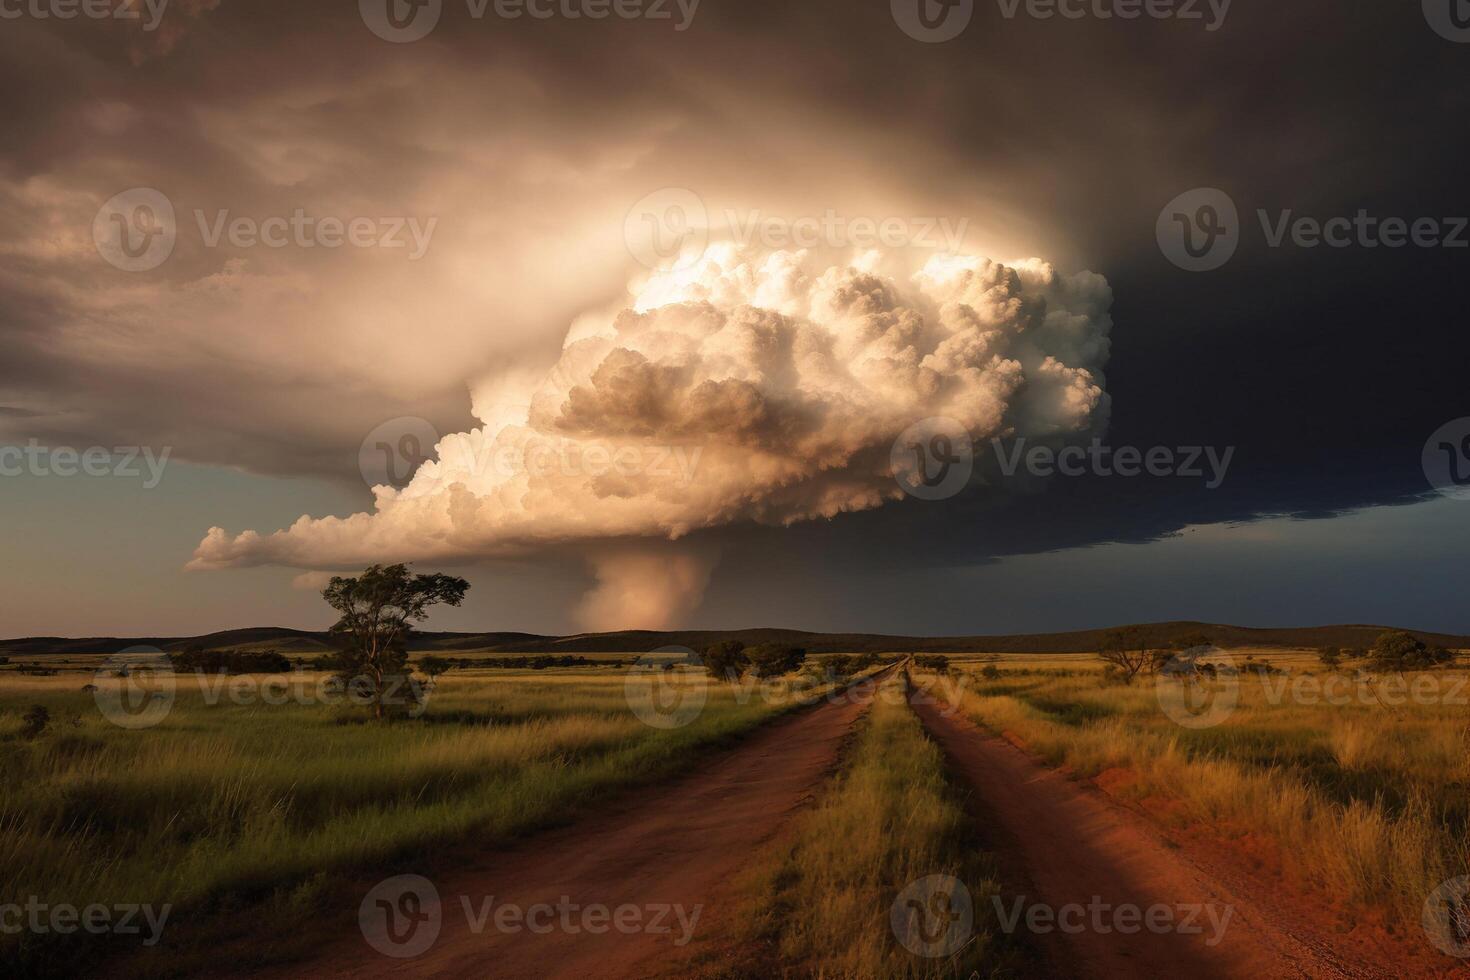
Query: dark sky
xmin=1 ymin=0 xmax=1467 ymax=636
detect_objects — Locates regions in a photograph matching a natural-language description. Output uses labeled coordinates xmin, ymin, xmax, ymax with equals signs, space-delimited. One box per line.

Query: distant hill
xmin=3 ymin=622 xmax=1466 ymax=657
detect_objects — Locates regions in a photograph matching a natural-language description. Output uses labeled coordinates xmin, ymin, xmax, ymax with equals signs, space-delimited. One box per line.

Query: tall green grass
xmin=727 ymin=673 xmax=1019 ymax=978
xmin=0 ymin=667 xmax=834 ymax=974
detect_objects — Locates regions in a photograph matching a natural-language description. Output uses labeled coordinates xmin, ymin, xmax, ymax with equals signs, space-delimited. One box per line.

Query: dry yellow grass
xmin=726 ymin=673 xmax=1018 ymax=979
xmin=914 ymin=651 xmax=1470 ymax=930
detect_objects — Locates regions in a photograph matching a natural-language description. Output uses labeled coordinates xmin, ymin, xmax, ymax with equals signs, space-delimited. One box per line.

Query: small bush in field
xmin=703 ymin=641 xmax=749 ymax=682
xmin=20 ymin=704 xmax=50 ymax=739
xmin=417 ymin=655 xmax=452 ymax=681
xmin=173 ymin=646 xmax=293 ymax=674
xmin=980 ymin=665 xmax=1002 ymax=680
xmin=746 ymin=644 xmax=807 ymax=679
xmin=1367 ymin=631 xmax=1454 ymax=672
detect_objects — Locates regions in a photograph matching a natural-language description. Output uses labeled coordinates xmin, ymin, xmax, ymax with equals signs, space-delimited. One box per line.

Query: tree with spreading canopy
xmin=1367 ymin=631 xmax=1454 ymax=672
xmin=322 ymin=564 xmax=470 ymax=718
xmin=746 ymin=644 xmax=807 ymax=679
xmin=1098 ymin=628 xmax=1152 ymax=684
xmin=417 ymin=655 xmax=453 ymax=686
xmin=702 ymin=640 xmax=749 ymax=682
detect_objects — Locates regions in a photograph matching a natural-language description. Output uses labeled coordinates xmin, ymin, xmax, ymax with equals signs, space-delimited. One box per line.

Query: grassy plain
xmin=8 ymin=647 xmax=1467 ymax=975
xmin=0 ymin=658 xmax=844 ymax=975
xmin=726 ymin=671 xmax=1018 ymax=978
xmin=914 ymin=649 xmax=1470 ymax=934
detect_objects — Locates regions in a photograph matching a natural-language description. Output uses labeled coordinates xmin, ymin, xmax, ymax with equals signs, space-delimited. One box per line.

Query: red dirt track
xmin=254 ymin=678 xmax=885 ymax=979
xmin=908 ymin=693 xmax=1444 ymax=979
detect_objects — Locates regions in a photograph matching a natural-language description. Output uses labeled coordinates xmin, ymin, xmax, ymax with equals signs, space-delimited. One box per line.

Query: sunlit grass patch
xmin=913 ymin=652 xmax=1470 ymax=933
xmin=0 ymin=664 xmax=829 ymax=975
xmin=726 ymin=673 xmax=1019 ymax=978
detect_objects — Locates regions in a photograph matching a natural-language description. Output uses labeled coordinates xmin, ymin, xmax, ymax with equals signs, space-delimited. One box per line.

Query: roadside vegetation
xmin=912 ymin=635 xmax=1470 ymax=938
xmin=0 ymin=648 xmax=859 ymax=975
xmin=721 ymin=671 xmax=1020 ymax=978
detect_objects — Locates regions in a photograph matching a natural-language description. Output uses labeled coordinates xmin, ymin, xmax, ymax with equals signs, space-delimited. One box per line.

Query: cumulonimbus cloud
xmin=191 ymin=246 xmax=1112 ymax=626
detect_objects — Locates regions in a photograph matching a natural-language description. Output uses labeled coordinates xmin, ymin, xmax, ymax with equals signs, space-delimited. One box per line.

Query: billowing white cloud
xmin=192 ymin=246 xmax=1111 ymax=626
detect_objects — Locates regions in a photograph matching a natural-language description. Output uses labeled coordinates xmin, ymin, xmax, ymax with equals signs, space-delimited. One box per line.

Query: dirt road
xmin=909 ymin=694 xmax=1410 ymax=980
xmin=256 ymin=677 xmax=885 ymax=980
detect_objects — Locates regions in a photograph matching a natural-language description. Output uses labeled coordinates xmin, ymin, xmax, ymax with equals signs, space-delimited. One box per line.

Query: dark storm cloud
xmin=1 ymin=0 xmax=1464 ymax=579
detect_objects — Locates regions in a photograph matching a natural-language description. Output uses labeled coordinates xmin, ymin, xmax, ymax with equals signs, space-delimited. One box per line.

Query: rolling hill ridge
xmin=3 ymin=622 xmax=1466 ymax=657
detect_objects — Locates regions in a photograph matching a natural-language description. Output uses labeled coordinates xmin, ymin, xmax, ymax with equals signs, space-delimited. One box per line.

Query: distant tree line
xmin=416 ymin=654 xmax=603 ymax=672
xmin=699 ymin=641 xmax=809 ymax=681
xmin=172 ymin=647 xmax=294 ymax=674
xmin=1098 ymin=627 xmax=1460 ymax=684
xmin=826 ymin=652 xmax=890 ymax=676
xmin=1319 ymin=632 xmax=1456 ymax=672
